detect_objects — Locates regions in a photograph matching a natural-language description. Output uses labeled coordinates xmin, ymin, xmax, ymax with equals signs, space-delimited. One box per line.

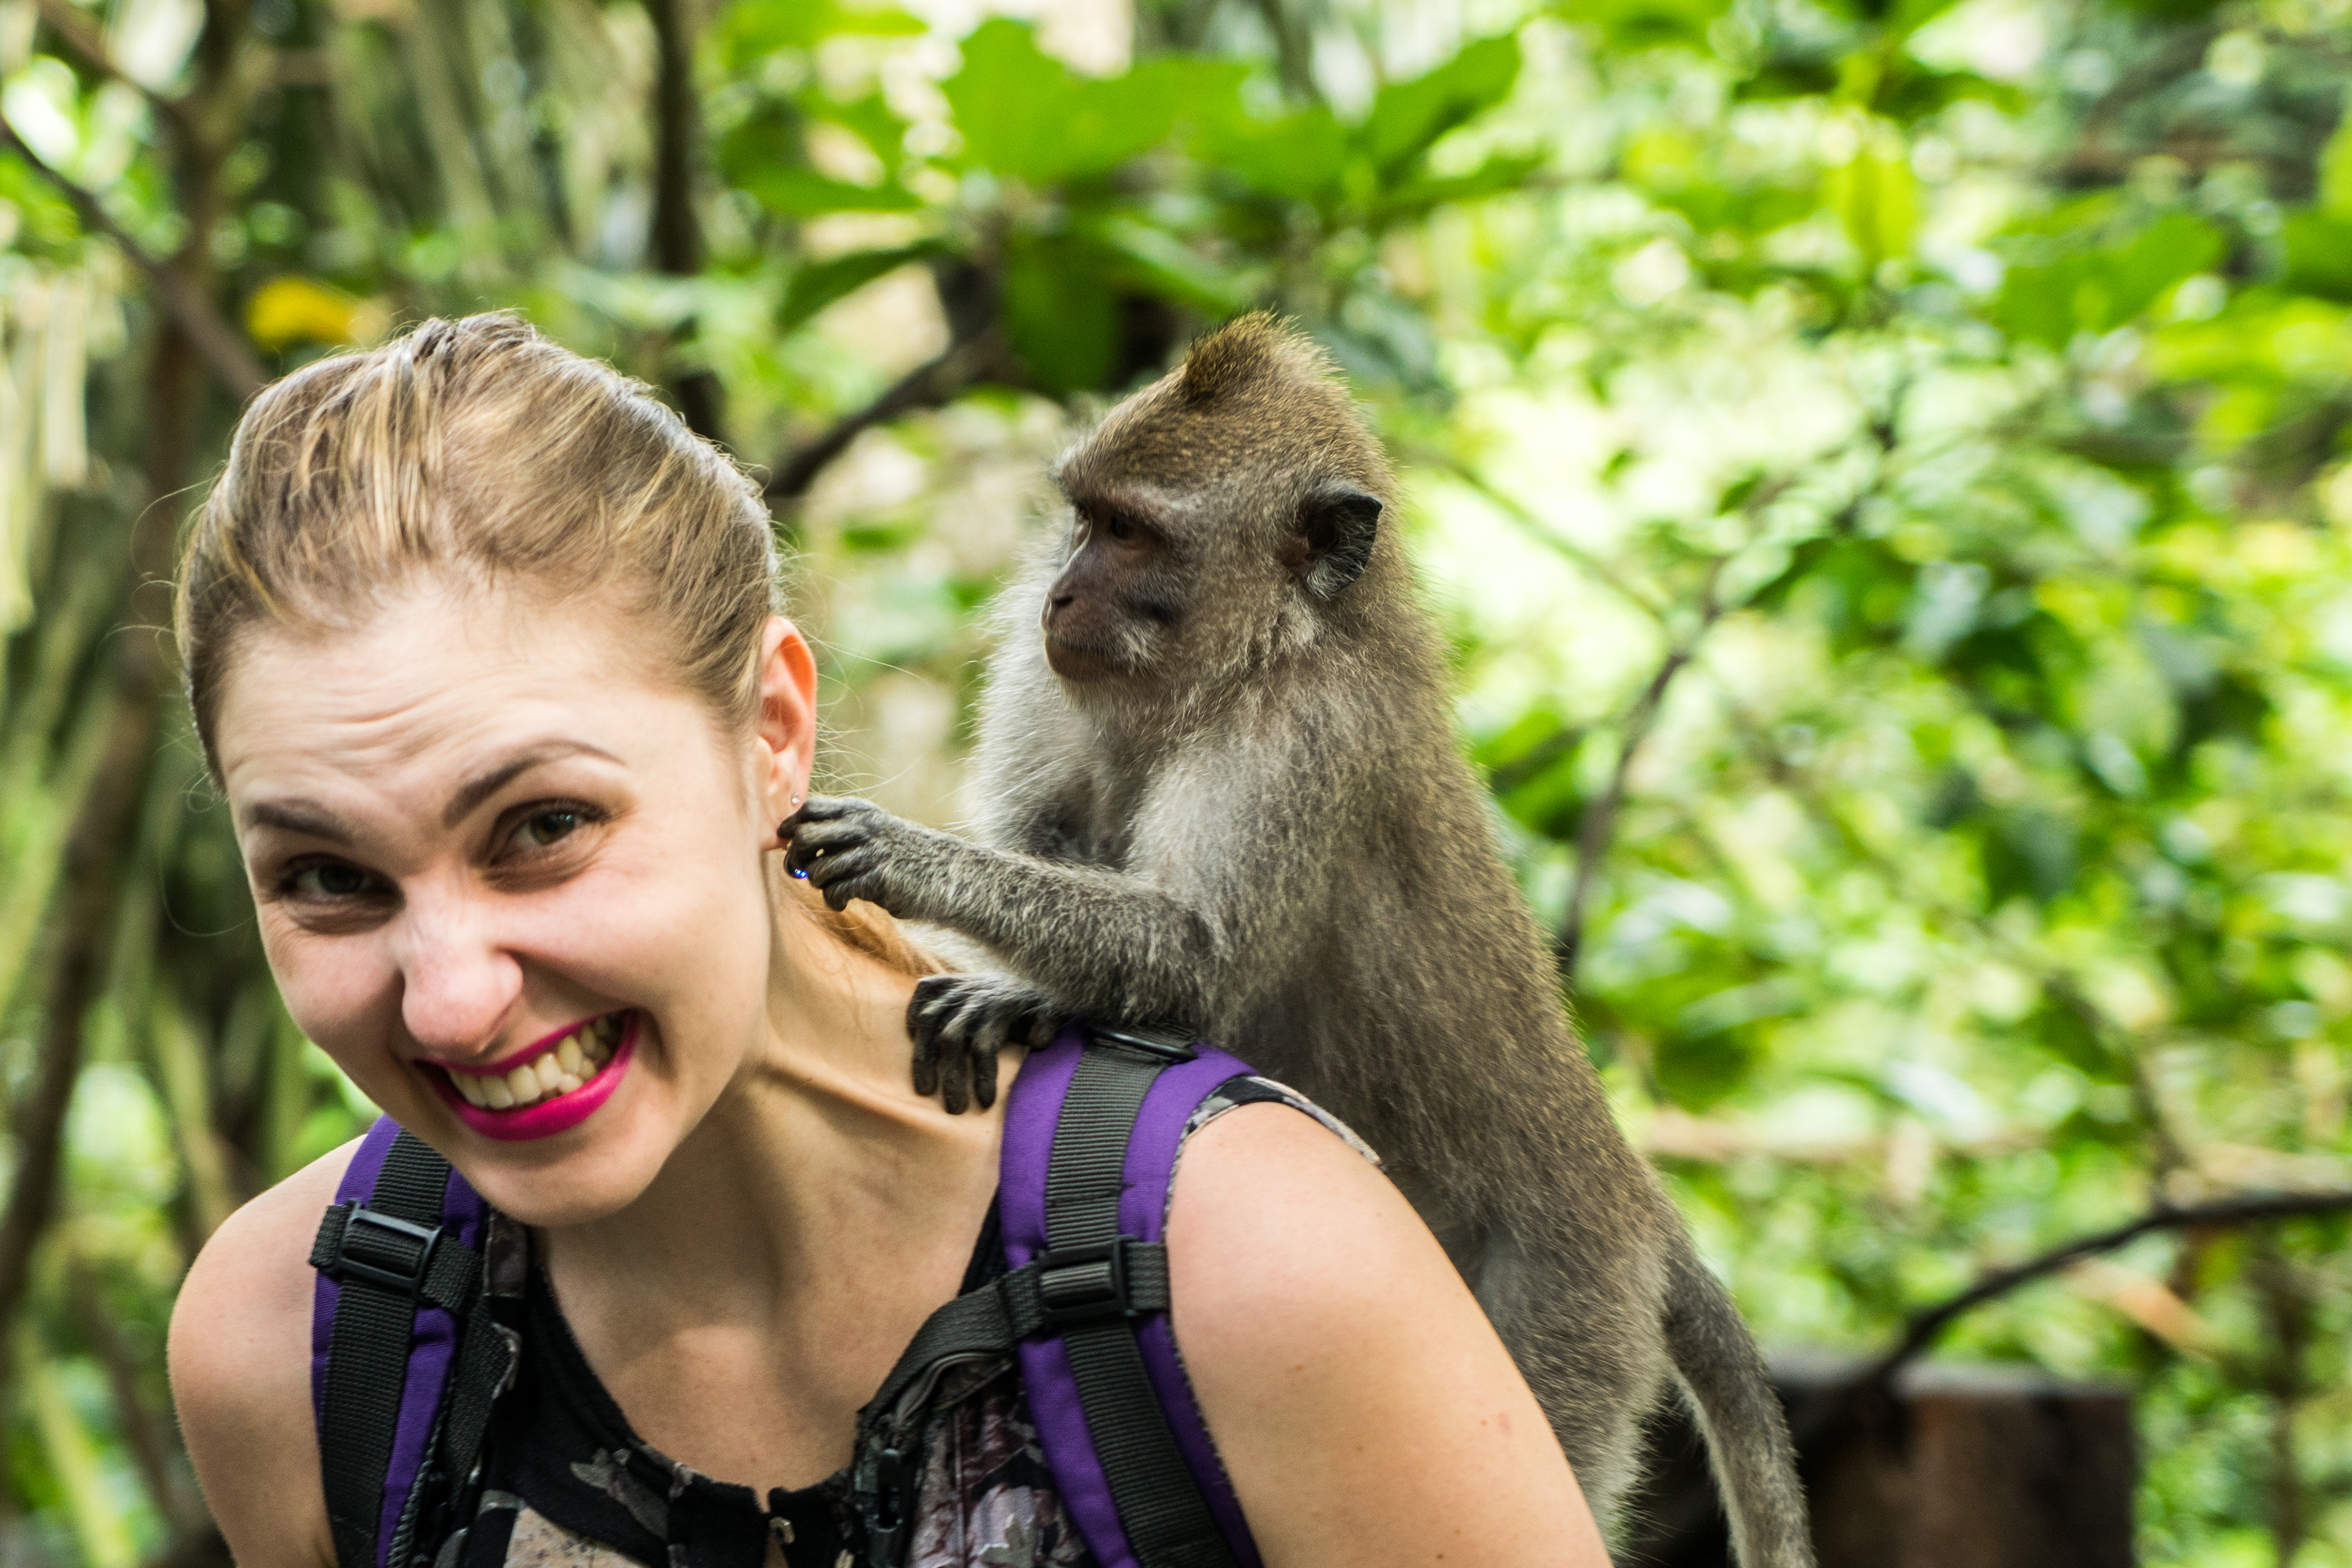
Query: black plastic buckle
xmin=1035 ymin=1238 xmax=1143 ymax=1330
xmin=1085 ymin=1022 xmax=1198 ymax=1064
xmin=328 ymin=1204 xmax=444 ymax=1295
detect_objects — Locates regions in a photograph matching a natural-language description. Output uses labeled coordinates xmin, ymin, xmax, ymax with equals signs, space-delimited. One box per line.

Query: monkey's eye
xmin=1102 ymin=512 xmax=1137 ymax=543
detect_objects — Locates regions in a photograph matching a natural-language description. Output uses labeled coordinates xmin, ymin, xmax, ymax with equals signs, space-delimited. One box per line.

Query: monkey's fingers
xmin=967 ymin=1009 xmax=1012 ymax=1112
xmin=907 ymin=977 xmax=959 ymax=1098
xmin=912 ymin=977 xmax=984 ymax=1112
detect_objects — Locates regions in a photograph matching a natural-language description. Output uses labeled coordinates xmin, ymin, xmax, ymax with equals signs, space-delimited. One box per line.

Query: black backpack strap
xmin=856 ymin=1029 xmax=1254 ymax=1568
xmin=1041 ymin=1044 xmax=1239 ymax=1568
xmin=310 ymin=1127 xmax=503 ymax=1568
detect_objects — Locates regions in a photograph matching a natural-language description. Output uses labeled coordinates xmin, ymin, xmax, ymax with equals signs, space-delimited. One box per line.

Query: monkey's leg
xmin=782 ymin=795 xmax=1229 ymax=1029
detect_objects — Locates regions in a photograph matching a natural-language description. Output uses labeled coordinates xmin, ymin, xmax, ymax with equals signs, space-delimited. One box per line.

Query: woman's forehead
xmin=212 ymin=581 xmax=691 ymax=808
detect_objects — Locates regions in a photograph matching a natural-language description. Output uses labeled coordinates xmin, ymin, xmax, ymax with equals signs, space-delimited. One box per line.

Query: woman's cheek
xmin=257 ymin=920 xmax=393 ymax=1071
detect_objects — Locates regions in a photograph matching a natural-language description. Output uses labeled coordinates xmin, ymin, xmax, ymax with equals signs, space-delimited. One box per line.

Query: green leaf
xmin=2320 ymin=104 xmax=2352 ymax=218
xmin=739 ymin=167 xmax=923 ymax=218
xmin=1194 ymin=103 xmax=1348 ymax=202
xmin=1822 ymin=122 xmax=1917 ymax=266
xmin=1081 ymin=216 xmax=1252 ymax=314
xmin=1372 ymin=151 xmax=1547 ymax=220
xmin=716 ymin=0 xmax=921 ymax=66
xmin=1564 ymin=0 xmax=1731 ymax=53
xmin=780 ymin=242 xmax=944 ymax=332
xmin=1362 ymin=34 xmax=1522 ymax=176
xmin=1003 ymin=235 xmax=1116 ymax=394
xmin=945 ymin=21 xmax=1236 ymax=184
xmin=2282 ymin=211 xmax=2352 ymax=303
xmin=1998 ymin=211 xmax=2223 ymax=347
xmin=818 ymin=92 xmax=911 ymax=167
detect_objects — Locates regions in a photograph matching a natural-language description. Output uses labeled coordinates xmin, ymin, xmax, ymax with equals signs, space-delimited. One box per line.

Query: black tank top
xmin=459 ymin=1209 xmax=1004 ymax=1568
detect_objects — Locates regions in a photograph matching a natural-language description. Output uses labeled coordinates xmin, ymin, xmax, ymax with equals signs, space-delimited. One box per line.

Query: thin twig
xmin=1412 ymin=450 xmax=1667 ymax=619
xmin=31 ymin=0 xmax=192 ymax=136
xmin=1864 ymin=1189 xmax=2352 ymax=1387
xmin=765 ymin=329 xmax=1004 ymax=502
xmin=1550 ymin=467 xmax=1795 ymax=979
xmin=0 ymin=114 xmax=265 ymax=400
xmin=1555 ymin=555 xmax=1730 ymax=981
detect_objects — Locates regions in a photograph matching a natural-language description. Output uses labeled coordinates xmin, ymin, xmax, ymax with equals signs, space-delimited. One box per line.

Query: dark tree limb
xmin=1864 ymin=1189 xmax=2352 ymax=1388
xmin=0 ymin=115 xmax=265 ymax=401
xmin=0 ymin=662 xmax=165 ymax=1334
xmin=765 ymin=329 xmax=1005 ymax=503
xmin=0 ymin=0 xmax=238 ymax=1438
xmin=67 ymin=1261 xmax=193 ymax=1537
xmin=644 ymin=0 xmax=723 ymax=441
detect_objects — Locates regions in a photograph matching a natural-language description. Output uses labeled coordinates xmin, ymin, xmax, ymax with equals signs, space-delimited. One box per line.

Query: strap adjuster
xmin=1036 ymin=1238 xmax=1144 ymax=1330
xmin=1085 ymin=1023 xmax=1198 ymax=1063
xmin=321 ymin=1203 xmax=445 ymax=1295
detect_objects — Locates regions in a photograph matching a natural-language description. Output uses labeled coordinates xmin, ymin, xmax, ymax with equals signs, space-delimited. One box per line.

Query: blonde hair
xmin=176 ymin=313 xmax=938 ymax=976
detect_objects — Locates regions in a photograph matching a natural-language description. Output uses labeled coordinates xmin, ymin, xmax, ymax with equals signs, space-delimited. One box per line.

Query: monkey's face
xmin=1040 ymin=494 xmax=1200 ymax=685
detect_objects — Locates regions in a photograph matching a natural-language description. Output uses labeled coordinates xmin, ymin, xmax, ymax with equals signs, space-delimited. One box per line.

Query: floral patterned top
xmin=449 ymin=1076 xmax=1372 ymax=1568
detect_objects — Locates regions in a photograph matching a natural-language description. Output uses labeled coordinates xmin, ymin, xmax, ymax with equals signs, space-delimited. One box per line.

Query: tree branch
xmin=1554 ymin=555 xmax=1733 ymax=982
xmin=0 ymin=115 xmax=265 ymax=401
xmin=644 ymin=0 xmax=722 ymax=441
xmin=31 ymin=0 xmax=193 ymax=136
xmin=1864 ymin=1189 xmax=2352 ymax=1388
xmin=765 ymin=328 xmax=1005 ymax=503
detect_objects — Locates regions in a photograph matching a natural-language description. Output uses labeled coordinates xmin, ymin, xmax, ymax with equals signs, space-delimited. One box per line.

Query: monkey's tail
xmin=1660 ymin=1240 xmax=1817 ymax=1568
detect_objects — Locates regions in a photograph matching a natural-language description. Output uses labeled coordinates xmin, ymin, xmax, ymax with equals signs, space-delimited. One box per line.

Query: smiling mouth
xmin=439 ymin=1013 xmax=623 ymax=1112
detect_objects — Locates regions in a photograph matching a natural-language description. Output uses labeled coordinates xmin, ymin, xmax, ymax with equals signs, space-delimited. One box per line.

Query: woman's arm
xmin=1168 ymin=1104 xmax=1609 ymax=1568
xmin=169 ymin=1143 xmax=355 ymax=1568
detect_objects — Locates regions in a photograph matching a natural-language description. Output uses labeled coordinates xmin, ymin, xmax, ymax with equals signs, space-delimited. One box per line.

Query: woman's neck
xmin=541 ymin=915 xmax=1004 ymax=1336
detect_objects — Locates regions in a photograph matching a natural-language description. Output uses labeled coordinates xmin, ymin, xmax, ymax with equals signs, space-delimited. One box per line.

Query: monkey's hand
xmin=906 ymin=972 xmax=1065 ymax=1113
xmin=779 ymin=793 xmax=960 ymax=919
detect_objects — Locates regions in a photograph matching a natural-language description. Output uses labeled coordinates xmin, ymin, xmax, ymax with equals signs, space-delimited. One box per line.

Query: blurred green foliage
xmin=5 ymin=0 xmax=2352 ymax=1562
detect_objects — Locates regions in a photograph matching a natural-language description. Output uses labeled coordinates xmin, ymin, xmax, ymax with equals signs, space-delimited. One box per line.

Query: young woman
xmin=165 ymin=315 xmax=1607 ymax=1568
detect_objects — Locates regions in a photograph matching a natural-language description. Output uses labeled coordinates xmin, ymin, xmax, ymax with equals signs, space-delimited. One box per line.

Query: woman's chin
xmin=447 ymin=1112 xmax=675 ymax=1229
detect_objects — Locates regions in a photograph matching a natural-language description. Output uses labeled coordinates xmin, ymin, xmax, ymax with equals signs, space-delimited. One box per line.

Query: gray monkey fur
xmin=781 ymin=314 xmax=1813 ymax=1566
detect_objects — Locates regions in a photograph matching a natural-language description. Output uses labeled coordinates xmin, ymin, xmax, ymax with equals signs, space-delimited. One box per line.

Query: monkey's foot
xmin=907 ymin=972 xmax=1062 ymax=1113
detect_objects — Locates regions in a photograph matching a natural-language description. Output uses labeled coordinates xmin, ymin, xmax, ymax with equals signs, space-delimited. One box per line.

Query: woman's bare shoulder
xmin=169 ymin=1137 xmax=361 ymax=1568
xmin=1166 ymin=1102 xmax=1607 ymax=1568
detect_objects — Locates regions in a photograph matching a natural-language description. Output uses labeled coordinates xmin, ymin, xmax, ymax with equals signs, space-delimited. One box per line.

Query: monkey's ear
xmin=1298 ymin=486 xmax=1382 ymax=600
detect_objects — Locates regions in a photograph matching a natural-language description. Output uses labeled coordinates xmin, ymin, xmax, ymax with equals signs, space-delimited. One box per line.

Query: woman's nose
xmin=390 ymin=884 xmax=524 ymax=1056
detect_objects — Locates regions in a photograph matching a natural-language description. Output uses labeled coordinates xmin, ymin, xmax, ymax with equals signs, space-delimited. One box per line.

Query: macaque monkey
xmin=781 ymin=314 xmax=1812 ymax=1565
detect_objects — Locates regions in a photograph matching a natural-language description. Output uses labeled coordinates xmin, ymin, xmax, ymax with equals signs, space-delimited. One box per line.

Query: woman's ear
xmin=753 ymin=616 xmax=818 ymax=837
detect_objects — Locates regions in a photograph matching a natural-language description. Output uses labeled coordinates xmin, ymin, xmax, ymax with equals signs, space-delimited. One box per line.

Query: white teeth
xmin=451 ymin=1017 xmax=622 ymax=1113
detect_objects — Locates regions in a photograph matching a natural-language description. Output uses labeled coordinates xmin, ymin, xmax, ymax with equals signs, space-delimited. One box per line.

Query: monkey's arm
xmin=782 ymin=794 xmax=1238 ymax=1028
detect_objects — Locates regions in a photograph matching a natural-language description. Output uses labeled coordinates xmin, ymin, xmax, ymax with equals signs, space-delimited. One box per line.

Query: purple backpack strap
xmin=1000 ymin=1027 xmax=1264 ymax=1568
xmin=309 ymin=1116 xmax=491 ymax=1568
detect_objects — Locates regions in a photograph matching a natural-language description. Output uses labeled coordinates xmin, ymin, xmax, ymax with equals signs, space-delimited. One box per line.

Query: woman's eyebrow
xmin=443 ymin=741 xmax=622 ymax=827
xmin=244 ymin=801 xmax=357 ymax=844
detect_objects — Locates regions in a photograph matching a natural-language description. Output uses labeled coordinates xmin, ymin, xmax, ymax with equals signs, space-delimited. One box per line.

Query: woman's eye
xmin=287 ymin=862 xmax=380 ymax=899
xmin=510 ymin=808 xmax=583 ymax=851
